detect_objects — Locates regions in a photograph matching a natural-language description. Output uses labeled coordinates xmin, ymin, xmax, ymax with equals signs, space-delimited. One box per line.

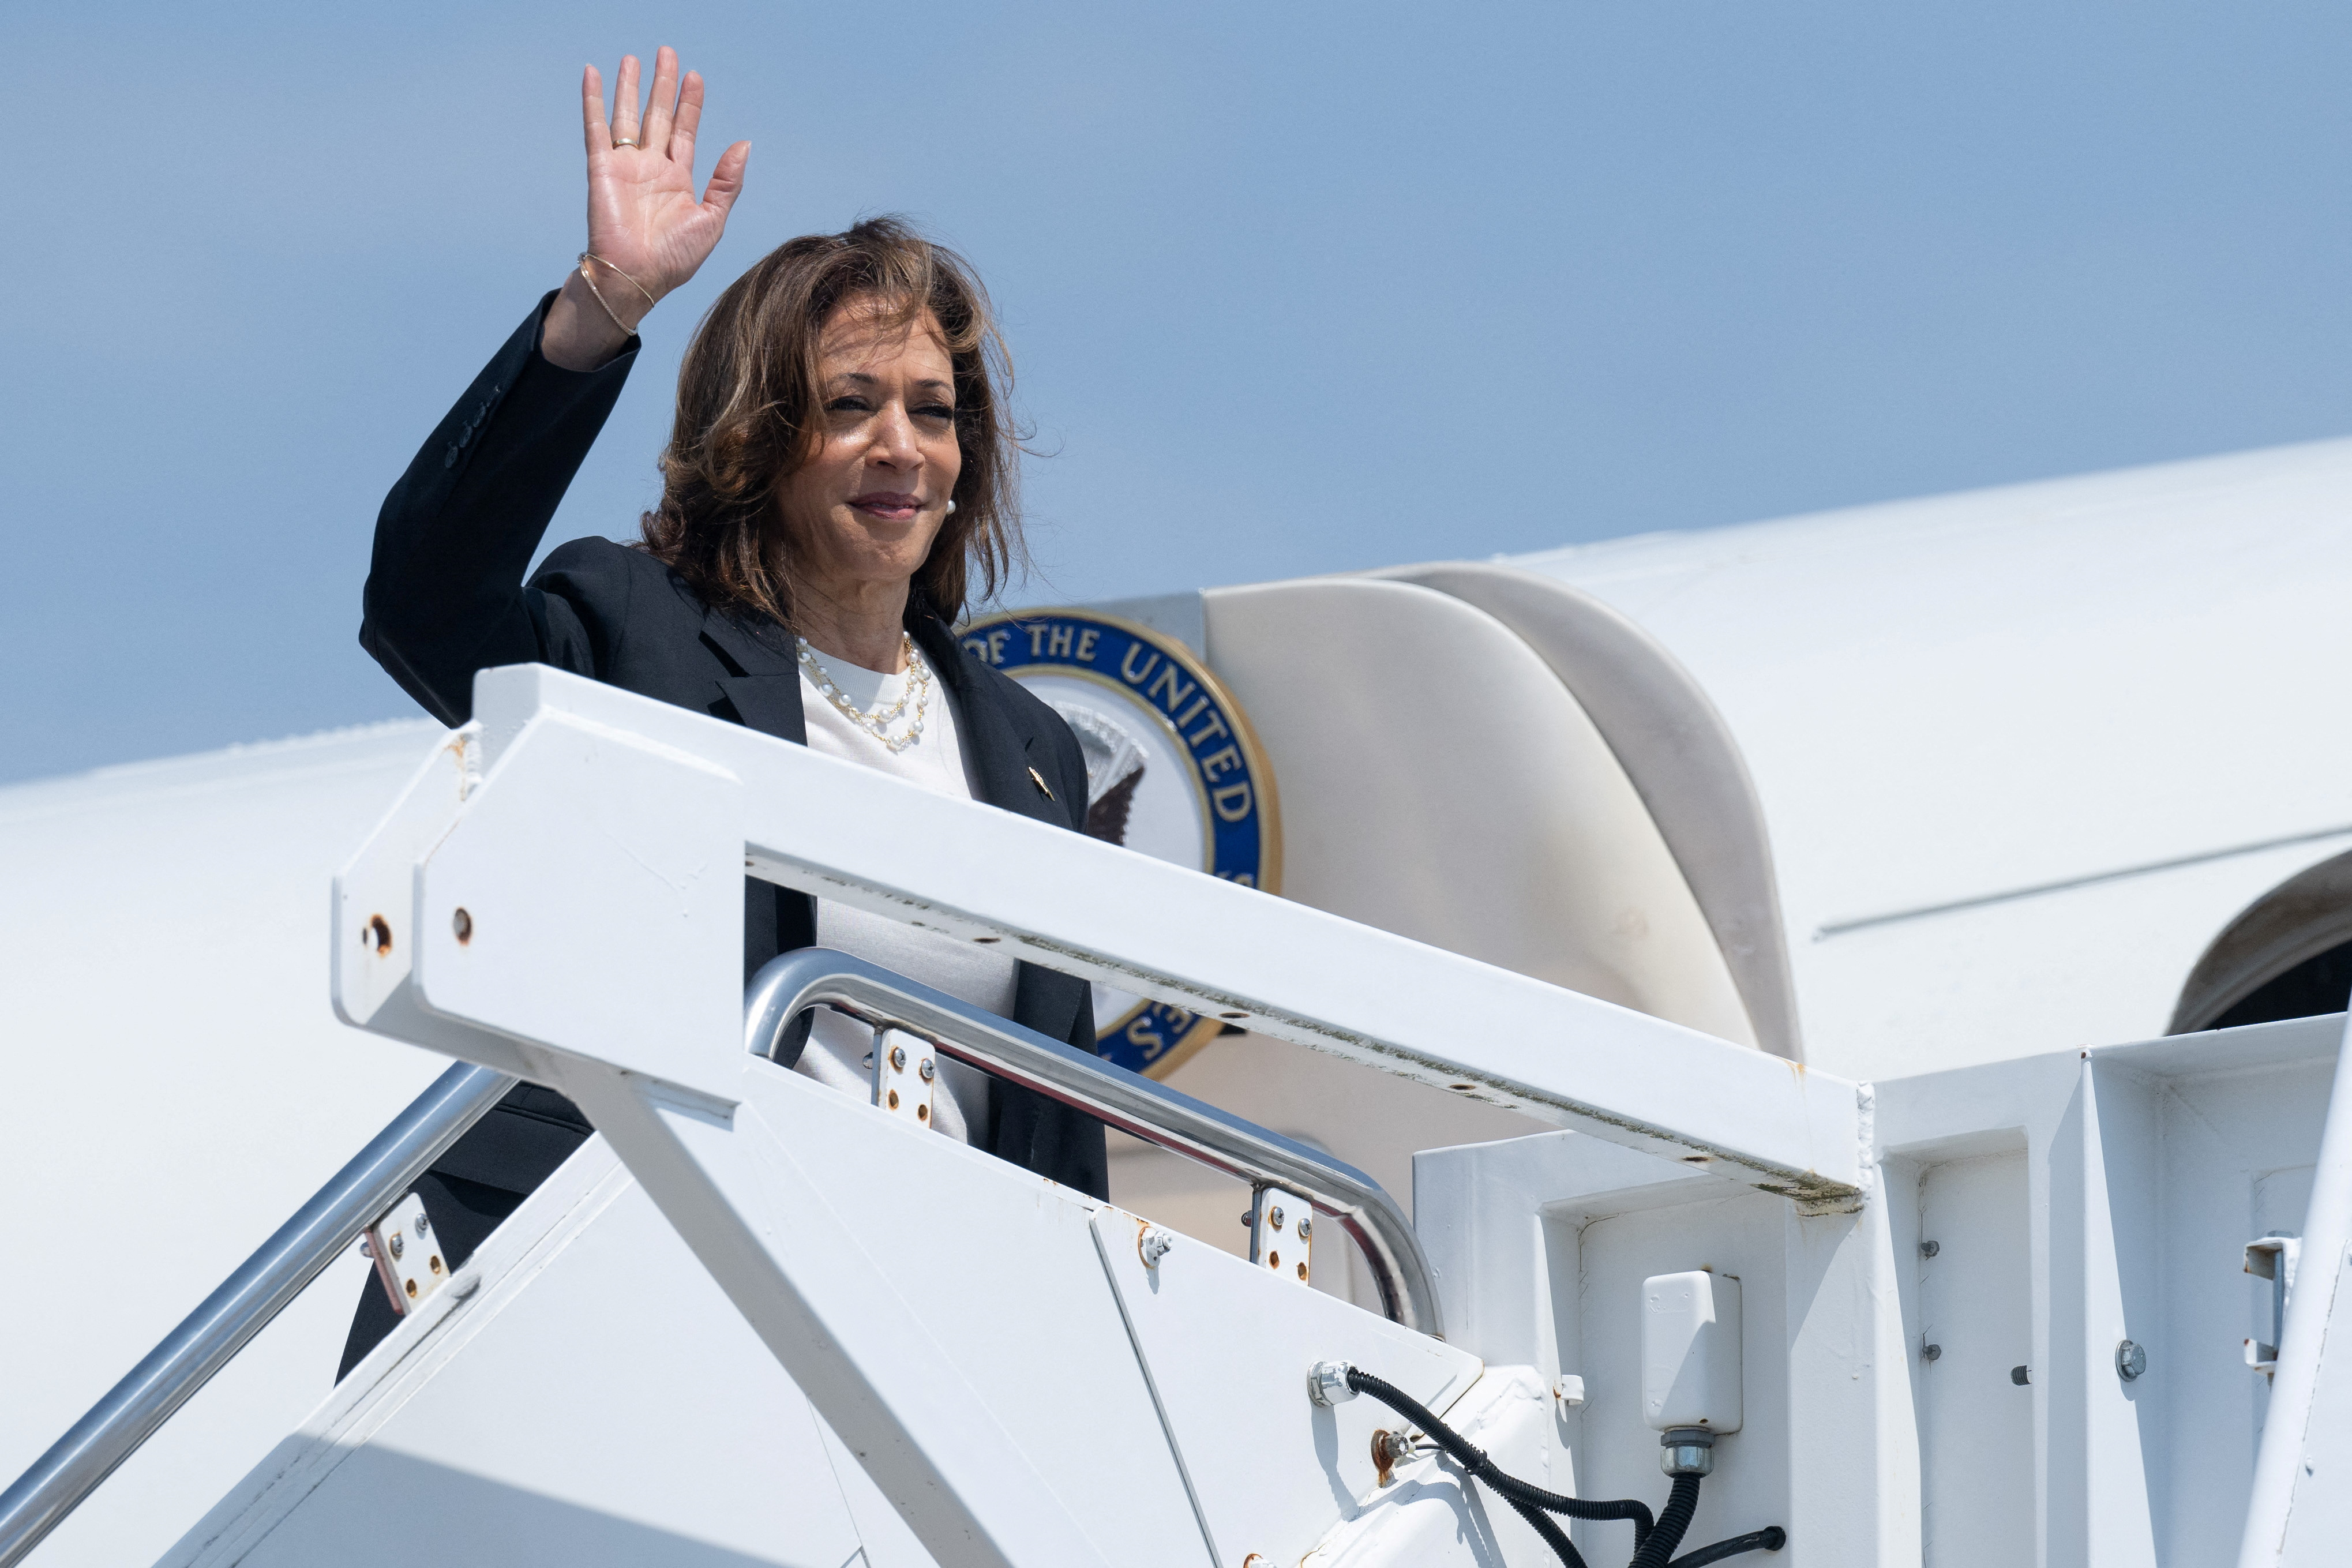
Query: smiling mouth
xmin=850 ymin=492 xmax=925 ymax=520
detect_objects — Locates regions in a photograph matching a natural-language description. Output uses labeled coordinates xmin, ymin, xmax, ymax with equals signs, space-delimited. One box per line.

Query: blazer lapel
xmin=914 ymin=614 xmax=1060 ymax=826
xmin=702 ymin=609 xmax=807 ymax=744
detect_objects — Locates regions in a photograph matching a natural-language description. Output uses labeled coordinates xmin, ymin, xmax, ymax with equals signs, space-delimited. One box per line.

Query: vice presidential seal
xmin=960 ymin=609 xmax=1280 ymax=1078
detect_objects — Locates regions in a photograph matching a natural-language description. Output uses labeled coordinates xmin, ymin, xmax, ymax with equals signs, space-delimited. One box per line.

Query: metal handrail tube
xmin=745 ymin=947 xmax=1446 ymax=1338
xmin=0 ymin=1062 xmax=514 ymax=1568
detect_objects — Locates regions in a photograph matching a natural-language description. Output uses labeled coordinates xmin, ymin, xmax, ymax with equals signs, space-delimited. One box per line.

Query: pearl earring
xmin=946 ymin=499 xmax=958 ymax=515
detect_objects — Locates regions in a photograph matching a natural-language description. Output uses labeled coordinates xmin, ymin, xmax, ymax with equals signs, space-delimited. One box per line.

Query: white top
xmin=793 ymin=639 xmax=1019 ymax=1145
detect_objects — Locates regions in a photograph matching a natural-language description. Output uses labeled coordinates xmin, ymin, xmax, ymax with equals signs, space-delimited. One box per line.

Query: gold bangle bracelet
xmin=576 ymin=258 xmax=639 ymax=339
xmin=580 ymin=250 xmax=659 ymax=312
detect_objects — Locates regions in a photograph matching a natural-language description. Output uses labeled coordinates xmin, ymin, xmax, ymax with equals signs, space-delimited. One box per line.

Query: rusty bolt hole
xmin=1297 ymin=1261 xmax=1308 ymax=1281
xmin=452 ymin=907 xmax=473 ymax=944
xmin=404 ymin=1278 xmax=419 ymax=1299
xmin=366 ymin=914 xmax=393 ymax=956
xmin=1267 ymin=1250 xmax=1281 ymax=1269
xmin=887 ymin=1089 xmax=901 ymax=1111
xmin=917 ymin=1103 xmax=929 ymax=1122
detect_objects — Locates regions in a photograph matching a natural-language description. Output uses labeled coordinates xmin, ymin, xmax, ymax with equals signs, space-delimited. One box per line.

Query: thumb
xmin=702 ymin=140 xmax=751 ymax=223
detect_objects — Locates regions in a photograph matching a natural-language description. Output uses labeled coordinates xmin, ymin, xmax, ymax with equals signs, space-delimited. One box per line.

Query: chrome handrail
xmin=745 ymin=947 xmax=1446 ymax=1338
xmin=0 ymin=1062 xmax=514 ymax=1568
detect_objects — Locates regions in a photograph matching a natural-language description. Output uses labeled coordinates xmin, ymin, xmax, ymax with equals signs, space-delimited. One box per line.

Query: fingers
xmin=581 ymin=63 xmax=609 ymax=154
xmin=610 ymin=53 xmax=643 ymax=148
xmin=670 ymin=70 xmax=706 ymax=175
xmin=702 ymin=140 xmax=752 ymax=224
xmin=642 ymin=46 xmax=681 ymax=157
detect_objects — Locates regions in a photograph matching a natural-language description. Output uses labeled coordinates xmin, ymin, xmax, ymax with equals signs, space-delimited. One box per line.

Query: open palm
xmin=580 ymin=48 xmax=749 ymax=305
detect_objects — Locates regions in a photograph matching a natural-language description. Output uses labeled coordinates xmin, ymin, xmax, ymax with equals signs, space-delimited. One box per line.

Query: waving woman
xmin=344 ymin=48 xmax=1100 ymax=1374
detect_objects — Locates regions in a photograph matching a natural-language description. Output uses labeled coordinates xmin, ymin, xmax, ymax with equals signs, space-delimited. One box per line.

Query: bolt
xmin=452 ymin=907 xmax=472 ymax=943
xmin=2011 ymin=1364 xmax=2032 ymax=1386
xmin=414 ymin=1212 xmax=431 ymax=1237
xmin=1919 ymin=1239 xmax=1940 ymax=1258
xmin=1140 ymin=1228 xmax=1175 ymax=1268
xmin=918 ymin=1057 xmax=936 ymax=1081
xmin=1922 ymin=1341 xmax=1941 ymax=1361
xmin=388 ymin=1231 xmax=405 ymax=1260
xmin=890 ymin=1044 xmax=907 ymax=1071
xmin=2116 ymin=1340 xmax=2147 ymax=1381
xmin=1269 ymin=1205 xmax=1285 ymax=1229
xmin=1297 ymin=1217 xmax=1312 ymax=1241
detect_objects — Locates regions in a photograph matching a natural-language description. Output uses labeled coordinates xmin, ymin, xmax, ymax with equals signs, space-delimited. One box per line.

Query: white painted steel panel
xmin=1915 ymin=1151 xmax=2033 ymax=1566
xmin=1089 ymin=1206 xmax=1481 ymax=1566
xmin=178 ymin=1150 xmax=865 ymax=1568
xmin=1296 ymin=1368 xmax=1554 ymax=1568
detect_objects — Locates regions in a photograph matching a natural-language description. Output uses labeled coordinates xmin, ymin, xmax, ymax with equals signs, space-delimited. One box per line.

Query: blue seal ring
xmin=961 ymin=608 xmax=1281 ymax=1078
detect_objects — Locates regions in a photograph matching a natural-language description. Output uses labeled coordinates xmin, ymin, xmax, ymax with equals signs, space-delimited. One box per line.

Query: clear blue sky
xmin=7 ymin=3 xmax=2350 ymax=782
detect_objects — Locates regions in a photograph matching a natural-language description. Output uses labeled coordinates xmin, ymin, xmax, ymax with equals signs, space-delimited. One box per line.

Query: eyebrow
xmin=834 ymin=372 xmax=955 ymax=396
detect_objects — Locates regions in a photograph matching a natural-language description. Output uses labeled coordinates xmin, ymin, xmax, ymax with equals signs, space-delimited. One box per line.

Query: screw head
xmin=889 ymin=1044 xmax=907 ymax=1071
xmin=414 ymin=1211 xmax=431 ymax=1237
xmin=387 ymin=1231 xmax=405 ymax=1260
xmin=918 ymin=1057 xmax=936 ymax=1081
xmin=1919 ymin=1239 xmax=1940 ymax=1258
xmin=2116 ymin=1339 xmax=2148 ymax=1381
xmin=1297 ymin=1216 xmax=1312 ymax=1241
xmin=1140 ymin=1228 xmax=1175 ymax=1268
xmin=1269 ymin=1205 xmax=1285 ymax=1229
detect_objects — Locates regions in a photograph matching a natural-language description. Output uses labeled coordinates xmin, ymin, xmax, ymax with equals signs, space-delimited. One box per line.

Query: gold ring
xmin=613 ymin=137 xmax=638 ymax=149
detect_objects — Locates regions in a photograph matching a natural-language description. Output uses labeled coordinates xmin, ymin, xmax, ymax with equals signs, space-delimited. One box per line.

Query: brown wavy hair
xmin=638 ymin=217 xmax=1025 ymax=627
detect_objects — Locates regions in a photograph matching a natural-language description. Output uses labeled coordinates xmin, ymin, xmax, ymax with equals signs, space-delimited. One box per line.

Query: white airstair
xmin=4 ymin=662 xmax=2349 ymax=1566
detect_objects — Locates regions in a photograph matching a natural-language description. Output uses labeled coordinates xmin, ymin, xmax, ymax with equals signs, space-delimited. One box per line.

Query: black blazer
xmin=361 ymin=293 xmax=1107 ymax=1200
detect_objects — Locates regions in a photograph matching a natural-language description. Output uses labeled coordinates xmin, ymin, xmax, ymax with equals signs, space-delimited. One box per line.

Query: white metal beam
xmin=336 ymin=663 xmax=1862 ymax=1206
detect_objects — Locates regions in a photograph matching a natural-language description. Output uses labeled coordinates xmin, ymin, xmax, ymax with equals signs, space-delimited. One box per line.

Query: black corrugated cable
xmin=1344 ymin=1367 xmax=1644 ymax=1567
xmin=1338 ymin=1366 xmax=1785 ymax=1568
xmin=1627 ymin=1473 xmax=1701 ymax=1568
xmin=1667 ymin=1526 xmax=1788 ymax=1566
xmin=1342 ymin=1368 xmax=1655 ymax=1536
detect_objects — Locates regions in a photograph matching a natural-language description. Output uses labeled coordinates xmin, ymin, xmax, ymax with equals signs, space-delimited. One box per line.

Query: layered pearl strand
xmin=797 ymin=633 xmax=933 ymax=755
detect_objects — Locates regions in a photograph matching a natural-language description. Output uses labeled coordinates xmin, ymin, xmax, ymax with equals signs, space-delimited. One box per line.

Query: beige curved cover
xmin=1371 ymin=561 xmax=1802 ymax=1060
xmin=1202 ymin=576 xmax=1757 ymax=1049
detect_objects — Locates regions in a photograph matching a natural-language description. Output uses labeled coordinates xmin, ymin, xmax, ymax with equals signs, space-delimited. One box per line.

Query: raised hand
xmin=543 ymin=47 xmax=751 ymax=370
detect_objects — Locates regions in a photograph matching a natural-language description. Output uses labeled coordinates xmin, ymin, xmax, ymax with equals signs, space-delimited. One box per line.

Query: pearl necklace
xmin=797 ymin=634 xmax=932 ymax=754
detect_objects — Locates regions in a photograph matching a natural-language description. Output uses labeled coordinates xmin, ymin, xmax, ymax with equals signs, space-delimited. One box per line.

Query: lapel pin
xmin=1027 ymin=766 xmax=1056 ymax=801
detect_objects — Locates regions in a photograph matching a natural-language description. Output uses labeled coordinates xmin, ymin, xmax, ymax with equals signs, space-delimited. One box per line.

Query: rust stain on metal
xmin=366 ymin=914 xmax=393 ymax=957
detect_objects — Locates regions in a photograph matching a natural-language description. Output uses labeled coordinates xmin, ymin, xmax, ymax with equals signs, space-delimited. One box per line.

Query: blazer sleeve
xmin=359 ymin=292 xmax=640 ymax=726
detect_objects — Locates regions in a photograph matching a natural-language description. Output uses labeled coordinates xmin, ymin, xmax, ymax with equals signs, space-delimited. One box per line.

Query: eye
xmin=826 ymin=395 xmax=874 ymax=415
xmin=914 ymin=401 xmax=956 ymax=423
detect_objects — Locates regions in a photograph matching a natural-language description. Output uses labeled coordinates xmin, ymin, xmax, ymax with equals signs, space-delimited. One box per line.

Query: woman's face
xmin=777 ymin=295 xmax=963 ymax=602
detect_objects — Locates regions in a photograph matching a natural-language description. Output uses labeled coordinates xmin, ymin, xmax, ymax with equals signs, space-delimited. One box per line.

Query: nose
xmin=868 ymin=400 xmax=921 ymax=471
